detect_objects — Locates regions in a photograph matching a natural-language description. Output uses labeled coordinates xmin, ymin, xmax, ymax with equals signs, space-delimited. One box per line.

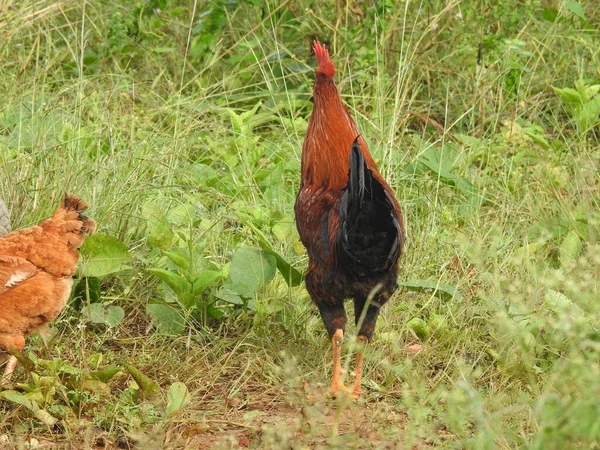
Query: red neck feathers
xmin=301 ymin=41 xmax=380 ymax=190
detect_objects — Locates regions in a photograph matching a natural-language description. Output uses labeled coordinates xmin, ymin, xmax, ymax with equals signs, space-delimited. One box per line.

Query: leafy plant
xmin=553 ymin=80 xmax=600 ymax=133
xmin=71 ymin=233 xmax=132 ymax=327
xmin=216 ymin=245 xmax=277 ymax=309
xmin=147 ymin=244 xmax=224 ymax=331
xmin=400 ymin=279 xmax=462 ymax=302
xmin=404 ymin=141 xmax=485 ymax=217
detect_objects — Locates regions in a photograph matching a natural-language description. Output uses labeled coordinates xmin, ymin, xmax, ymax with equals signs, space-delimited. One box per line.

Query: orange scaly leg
xmin=39 ymin=324 xmax=51 ymax=348
xmin=350 ymin=336 xmax=368 ymax=399
xmin=1 ymin=355 xmax=18 ymax=389
xmin=331 ymin=329 xmax=348 ymax=396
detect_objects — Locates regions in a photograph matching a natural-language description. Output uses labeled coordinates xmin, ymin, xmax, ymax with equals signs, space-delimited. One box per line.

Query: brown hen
xmin=0 ymin=195 xmax=95 ymax=387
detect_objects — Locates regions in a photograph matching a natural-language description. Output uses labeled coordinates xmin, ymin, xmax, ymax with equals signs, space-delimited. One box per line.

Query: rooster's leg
xmin=350 ymin=335 xmax=368 ymax=399
xmin=331 ymin=328 xmax=347 ymax=395
xmin=1 ymin=355 xmax=18 ymax=389
xmin=317 ymin=302 xmax=348 ymax=396
xmin=352 ymin=299 xmax=383 ymax=399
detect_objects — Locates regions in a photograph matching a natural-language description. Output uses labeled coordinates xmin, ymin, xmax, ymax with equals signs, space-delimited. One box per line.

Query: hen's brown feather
xmin=0 ymin=195 xmax=95 ymax=356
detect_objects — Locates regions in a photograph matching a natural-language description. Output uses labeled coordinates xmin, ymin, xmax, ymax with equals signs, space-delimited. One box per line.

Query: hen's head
xmin=313 ymin=40 xmax=334 ymax=78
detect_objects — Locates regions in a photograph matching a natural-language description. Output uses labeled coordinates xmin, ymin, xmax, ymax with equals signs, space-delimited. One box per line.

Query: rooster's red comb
xmin=313 ymin=40 xmax=334 ymax=77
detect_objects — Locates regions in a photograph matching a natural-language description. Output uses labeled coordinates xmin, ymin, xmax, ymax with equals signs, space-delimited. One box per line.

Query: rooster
xmin=295 ymin=41 xmax=403 ymax=399
xmin=0 ymin=195 xmax=95 ymax=387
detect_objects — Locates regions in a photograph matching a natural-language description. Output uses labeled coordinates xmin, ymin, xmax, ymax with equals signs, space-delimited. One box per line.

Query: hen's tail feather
xmin=54 ymin=194 xmax=96 ymax=236
xmin=61 ymin=194 xmax=90 ymax=212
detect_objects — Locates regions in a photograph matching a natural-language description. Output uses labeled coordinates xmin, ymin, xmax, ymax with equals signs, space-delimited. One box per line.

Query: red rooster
xmin=295 ymin=41 xmax=403 ymax=399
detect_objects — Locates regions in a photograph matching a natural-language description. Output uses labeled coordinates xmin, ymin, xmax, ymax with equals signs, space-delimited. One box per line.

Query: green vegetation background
xmin=0 ymin=0 xmax=599 ymax=448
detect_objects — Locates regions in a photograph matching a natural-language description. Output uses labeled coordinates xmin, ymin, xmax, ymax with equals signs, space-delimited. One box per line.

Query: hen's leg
xmin=1 ymin=355 xmax=18 ymax=389
xmin=352 ymin=298 xmax=383 ymax=399
xmin=39 ymin=324 xmax=51 ymax=348
xmin=1 ymin=337 xmax=26 ymax=389
xmin=317 ymin=303 xmax=347 ymax=396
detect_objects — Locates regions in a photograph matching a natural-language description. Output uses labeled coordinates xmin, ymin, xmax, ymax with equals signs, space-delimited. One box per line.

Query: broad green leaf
xmin=215 ymin=287 xmax=244 ymax=305
xmin=166 ymin=382 xmax=192 ymax=417
xmin=559 ymin=231 xmax=582 ymax=268
xmin=87 ymin=366 xmax=122 ymax=383
xmin=227 ymin=246 xmax=276 ymax=297
xmin=146 ymin=303 xmax=186 ymax=334
xmin=143 ymin=201 xmax=175 ymax=249
xmin=544 ymin=289 xmax=584 ymax=318
xmin=400 ymin=280 xmax=462 ymax=301
xmin=10 ymin=350 xmax=35 ymax=372
xmin=263 ymin=248 xmax=303 ymax=287
xmin=168 ymin=203 xmax=197 ymax=226
xmin=148 ymin=268 xmax=191 ymax=296
xmin=25 ymin=391 xmax=44 ymax=404
xmin=522 ymin=125 xmax=550 ymax=149
xmin=80 ymin=233 xmax=132 ymax=277
xmin=207 ymin=304 xmax=225 ymax=320
xmin=454 ymin=177 xmax=479 ymax=199
xmin=428 ymin=314 xmax=448 ymax=337
xmin=583 ymin=84 xmax=600 ymax=101
xmin=240 ymin=101 xmax=262 ymax=122
xmin=178 ymin=292 xmax=196 ymax=310
xmin=579 ymin=97 xmax=600 ymax=130
xmin=405 ymin=144 xmax=481 ymax=202
xmin=407 ymin=317 xmax=430 ymax=340
xmin=541 ymin=7 xmax=559 ymax=22
xmin=163 ymin=249 xmax=191 ymax=270
xmin=78 ymin=378 xmax=111 ymax=397
xmin=86 ymin=354 xmax=104 ymax=371
xmin=82 ymin=52 xmax=99 ymax=67
xmin=0 ymin=391 xmax=58 ymax=426
xmin=242 ymin=219 xmax=303 ymax=287
xmin=272 ymin=221 xmax=295 ymax=242
xmin=413 ymin=146 xmax=457 ymax=179
xmin=34 ymin=409 xmax=59 ymax=426
xmin=568 ymin=1 xmax=585 ymax=20
xmin=71 ymin=277 xmax=101 ymax=307
xmin=123 ymin=364 xmax=161 ymax=398
xmin=87 ymin=303 xmax=125 ymax=327
xmin=553 ymin=87 xmax=583 ymax=106
xmin=0 ymin=391 xmax=36 ymax=410
xmin=508 ymin=302 xmax=531 ymax=319
xmin=192 ymin=270 xmax=222 ymax=295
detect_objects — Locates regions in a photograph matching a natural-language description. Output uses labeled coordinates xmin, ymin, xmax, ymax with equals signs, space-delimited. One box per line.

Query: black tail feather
xmin=348 ymin=139 xmax=367 ymax=210
xmin=337 ymin=139 xmax=401 ymax=278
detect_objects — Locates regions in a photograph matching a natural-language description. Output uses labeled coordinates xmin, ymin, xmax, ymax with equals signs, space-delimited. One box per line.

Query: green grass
xmin=1 ymin=0 xmax=599 ymax=448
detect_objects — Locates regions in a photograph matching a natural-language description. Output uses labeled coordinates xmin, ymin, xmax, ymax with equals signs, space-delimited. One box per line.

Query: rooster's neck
xmin=300 ymin=77 xmax=363 ymax=190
